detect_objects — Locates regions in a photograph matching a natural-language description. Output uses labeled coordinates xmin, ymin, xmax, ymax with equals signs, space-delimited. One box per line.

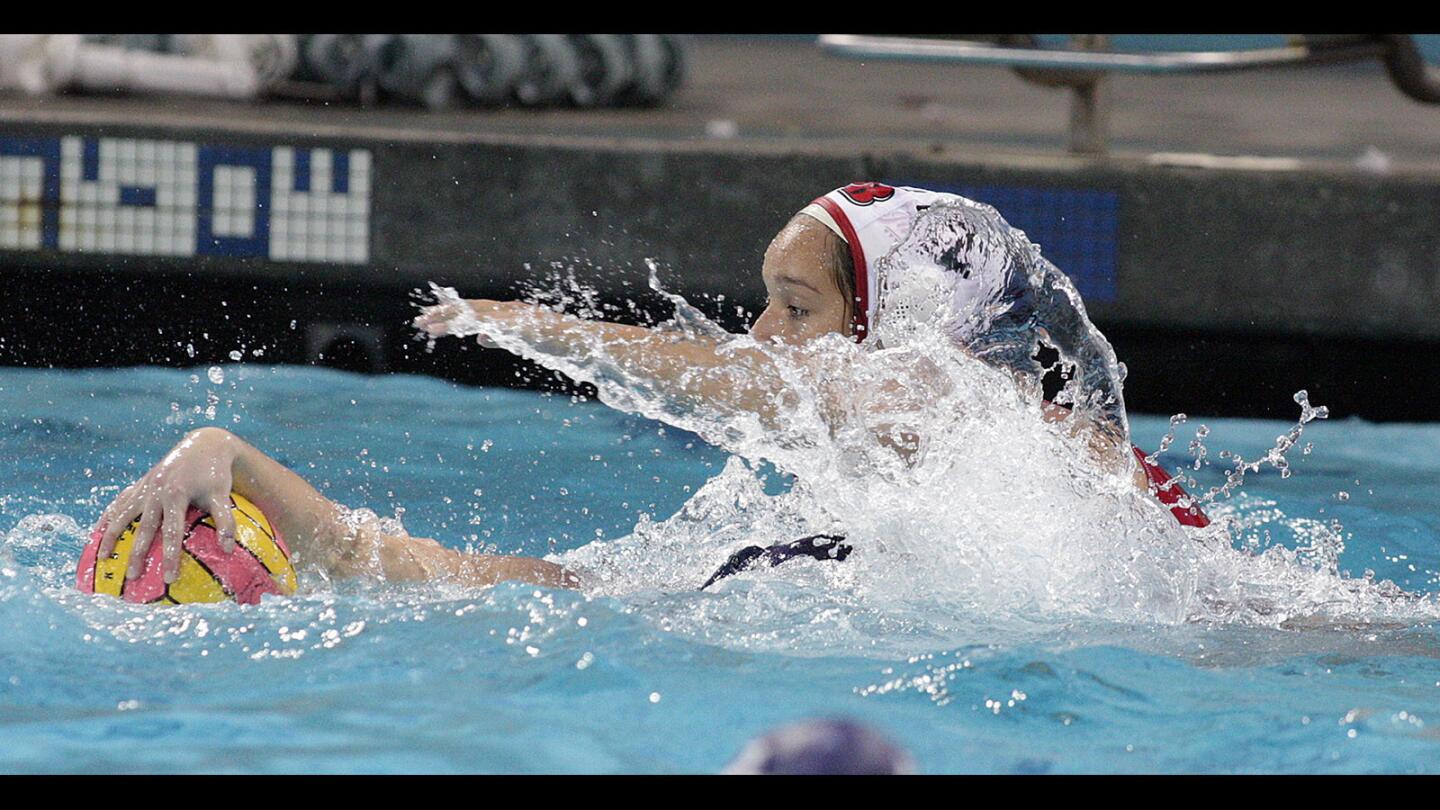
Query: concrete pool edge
xmin=0 ymin=102 xmax=1436 ymax=421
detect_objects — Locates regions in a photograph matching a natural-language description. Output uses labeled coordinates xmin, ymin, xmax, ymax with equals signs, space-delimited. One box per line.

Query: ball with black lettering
xmin=76 ymin=492 xmax=296 ymax=605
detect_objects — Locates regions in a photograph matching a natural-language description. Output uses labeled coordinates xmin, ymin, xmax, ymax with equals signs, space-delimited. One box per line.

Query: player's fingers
xmin=160 ymin=502 xmax=186 ymax=584
xmin=96 ymin=479 xmax=143 ymax=532
xmin=94 ymin=484 xmax=131 ymax=533
xmin=126 ymin=502 xmax=161 ymax=580
xmin=207 ymin=495 xmax=238 ymax=554
xmin=97 ymin=494 xmax=139 ymax=560
xmin=414 ymin=309 xmax=451 ymax=337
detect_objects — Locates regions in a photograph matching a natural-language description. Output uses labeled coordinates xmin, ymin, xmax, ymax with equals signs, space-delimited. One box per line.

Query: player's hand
xmin=93 ymin=427 xmax=242 ymax=583
xmin=413 ymin=298 xmax=528 ymax=347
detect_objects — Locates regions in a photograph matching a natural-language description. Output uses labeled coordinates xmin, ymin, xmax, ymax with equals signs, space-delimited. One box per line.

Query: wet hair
xmin=826 ymin=225 xmax=856 ymax=333
xmin=788 ymin=213 xmax=857 ymax=334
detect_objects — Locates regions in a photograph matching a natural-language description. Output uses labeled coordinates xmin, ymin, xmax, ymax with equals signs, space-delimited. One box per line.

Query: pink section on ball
xmin=75 ymin=505 xmax=288 ymax=605
xmin=75 ymin=529 xmax=101 ymax=594
xmin=121 ymin=531 xmax=169 ymax=603
xmin=183 ymin=509 xmax=284 ymax=605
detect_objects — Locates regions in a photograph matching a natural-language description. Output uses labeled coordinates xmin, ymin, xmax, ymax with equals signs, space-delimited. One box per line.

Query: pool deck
xmin=2 ymin=36 xmax=1437 ymax=174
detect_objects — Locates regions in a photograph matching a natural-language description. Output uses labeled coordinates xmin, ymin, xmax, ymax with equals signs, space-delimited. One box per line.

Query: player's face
xmin=751 ymin=218 xmax=849 ymax=345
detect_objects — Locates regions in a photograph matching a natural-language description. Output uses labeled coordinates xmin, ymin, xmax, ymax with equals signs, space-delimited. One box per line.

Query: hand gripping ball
xmin=77 ymin=492 xmax=297 ymax=605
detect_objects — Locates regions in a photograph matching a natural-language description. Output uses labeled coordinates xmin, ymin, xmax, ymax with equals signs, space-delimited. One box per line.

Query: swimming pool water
xmin=2 ymin=365 xmax=1439 ymax=773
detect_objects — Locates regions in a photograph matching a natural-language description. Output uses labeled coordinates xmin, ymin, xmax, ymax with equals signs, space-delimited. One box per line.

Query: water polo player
xmin=93 ymin=183 xmax=1206 ymax=594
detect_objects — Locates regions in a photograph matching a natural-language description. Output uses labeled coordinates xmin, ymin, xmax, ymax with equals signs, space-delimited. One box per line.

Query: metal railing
xmin=818 ymin=34 xmax=1440 ymax=155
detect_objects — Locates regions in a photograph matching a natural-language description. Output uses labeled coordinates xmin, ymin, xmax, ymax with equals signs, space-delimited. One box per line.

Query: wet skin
xmin=98 ymin=213 xmax=1145 ymax=591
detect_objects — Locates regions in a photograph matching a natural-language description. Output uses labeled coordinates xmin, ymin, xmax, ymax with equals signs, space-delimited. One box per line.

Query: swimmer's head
xmin=752 ymin=183 xmax=961 ymax=347
xmin=752 ymin=182 xmax=1131 ymax=438
xmin=750 ymin=212 xmax=855 ymax=345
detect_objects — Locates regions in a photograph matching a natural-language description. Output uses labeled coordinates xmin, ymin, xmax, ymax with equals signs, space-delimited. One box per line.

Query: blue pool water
xmin=2 ymin=365 xmax=1439 ymax=773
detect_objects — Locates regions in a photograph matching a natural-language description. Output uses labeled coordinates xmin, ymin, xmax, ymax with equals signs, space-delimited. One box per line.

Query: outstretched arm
xmin=95 ymin=427 xmax=576 ymax=590
xmin=415 ymin=299 xmax=794 ymax=425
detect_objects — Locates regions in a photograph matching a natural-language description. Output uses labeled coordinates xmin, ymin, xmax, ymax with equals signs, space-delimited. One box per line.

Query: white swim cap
xmin=800 ymin=182 xmax=1131 ymax=437
xmin=798 ymin=182 xmax=967 ymax=340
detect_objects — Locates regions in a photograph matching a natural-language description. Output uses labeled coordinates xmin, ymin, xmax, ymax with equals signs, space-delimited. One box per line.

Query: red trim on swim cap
xmin=813 ymin=195 xmax=869 ymax=342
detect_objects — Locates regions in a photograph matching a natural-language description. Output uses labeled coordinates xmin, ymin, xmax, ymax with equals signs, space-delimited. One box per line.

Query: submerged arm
xmin=96 ymin=427 xmax=576 ymax=589
xmin=223 ymin=429 xmax=574 ymax=587
xmin=1039 ymin=403 xmax=1150 ymax=491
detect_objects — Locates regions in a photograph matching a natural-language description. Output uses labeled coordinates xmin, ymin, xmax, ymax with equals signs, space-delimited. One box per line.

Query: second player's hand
xmin=413 ymin=298 xmax=533 ymax=347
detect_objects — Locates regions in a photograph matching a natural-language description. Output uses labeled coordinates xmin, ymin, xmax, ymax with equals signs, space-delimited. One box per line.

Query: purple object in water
xmin=725 ymin=718 xmax=916 ymax=775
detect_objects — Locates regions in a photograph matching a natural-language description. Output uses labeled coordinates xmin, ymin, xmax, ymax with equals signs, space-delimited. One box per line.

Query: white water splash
xmin=422 ymin=201 xmax=1437 ymax=633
